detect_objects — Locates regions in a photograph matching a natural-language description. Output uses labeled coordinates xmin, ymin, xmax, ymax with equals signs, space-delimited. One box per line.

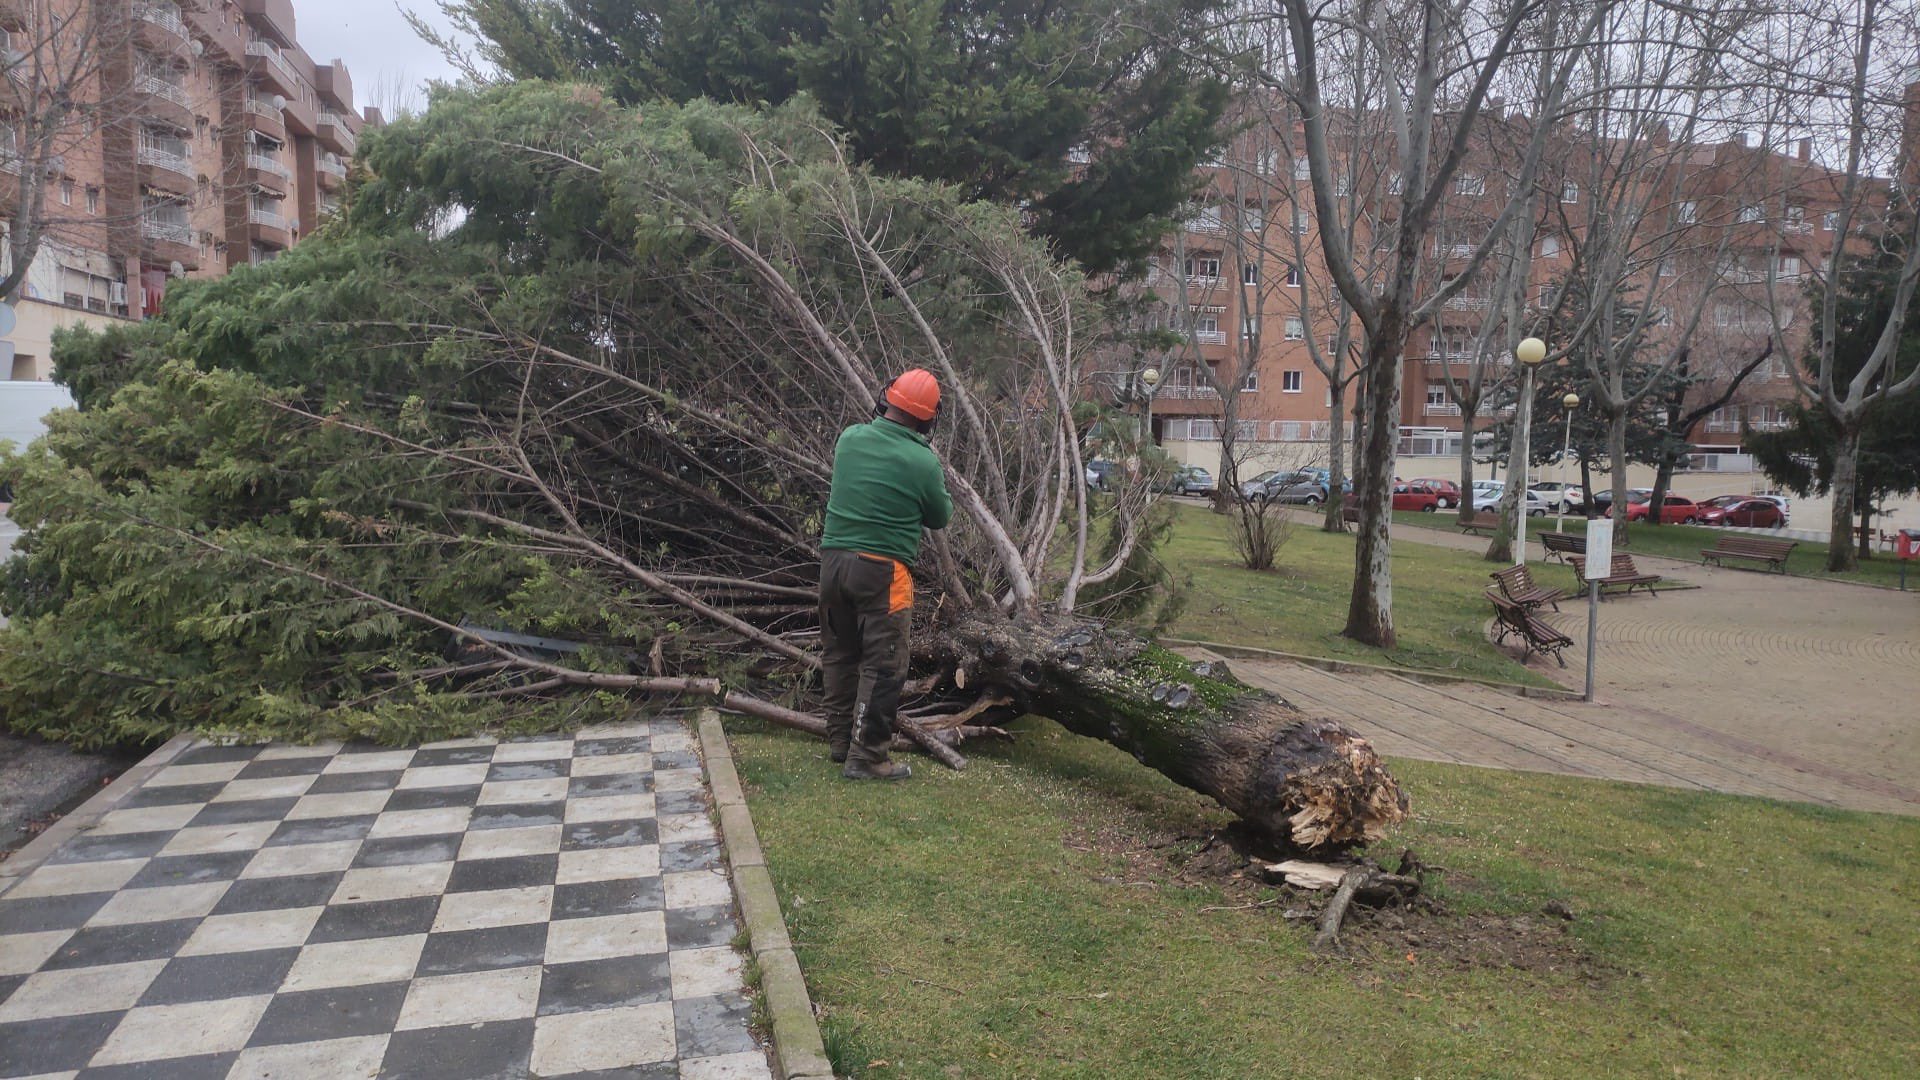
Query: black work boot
xmin=829 ymin=739 xmax=849 ymax=764
xmin=842 ymin=758 xmax=912 ymax=781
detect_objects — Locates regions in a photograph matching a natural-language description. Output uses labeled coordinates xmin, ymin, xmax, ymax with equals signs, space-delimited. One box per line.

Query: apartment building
xmin=1 ymin=0 xmax=369 ymax=380
xmin=1137 ymin=100 xmax=1899 ymax=478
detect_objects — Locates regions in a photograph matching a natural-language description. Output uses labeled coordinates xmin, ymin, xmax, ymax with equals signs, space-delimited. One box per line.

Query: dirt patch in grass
xmin=1065 ymin=813 xmax=1606 ymax=980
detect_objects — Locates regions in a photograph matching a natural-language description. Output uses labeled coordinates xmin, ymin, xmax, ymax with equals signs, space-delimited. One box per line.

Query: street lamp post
xmin=1140 ymin=366 xmax=1161 ymax=446
xmin=1512 ymin=337 xmax=1548 ymax=566
xmin=1556 ymin=392 xmax=1580 ymax=532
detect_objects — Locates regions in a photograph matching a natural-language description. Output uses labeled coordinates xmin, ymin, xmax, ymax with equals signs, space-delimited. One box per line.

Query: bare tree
xmin=1238 ymin=0 xmax=1611 ymax=646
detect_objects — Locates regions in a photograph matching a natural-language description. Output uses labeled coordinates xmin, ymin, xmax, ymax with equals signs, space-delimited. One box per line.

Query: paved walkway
xmin=1226 ymin=517 xmax=1920 ymax=815
xmin=0 ymin=717 xmax=774 ymax=1079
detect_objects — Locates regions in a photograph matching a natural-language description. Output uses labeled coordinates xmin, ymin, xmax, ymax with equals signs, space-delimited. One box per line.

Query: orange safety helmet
xmin=884 ymin=368 xmax=942 ymax=421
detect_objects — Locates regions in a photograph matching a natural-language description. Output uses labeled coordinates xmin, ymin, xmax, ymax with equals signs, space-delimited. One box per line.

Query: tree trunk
xmin=1647 ymin=453 xmax=1676 ymax=527
xmin=1456 ymin=411 xmax=1478 ymax=524
xmin=1608 ymin=408 xmax=1632 ymax=547
xmin=1343 ymin=342 xmax=1402 ymax=647
xmin=940 ymin=615 xmax=1409 ymax=849
xmin=1828 ymin=423 xmax=1862 ymax=572
xmin=1579 ymin=455 xmax=1596 ymax=518
xmin=1323 ymin=383 xmax=1348 ymax=532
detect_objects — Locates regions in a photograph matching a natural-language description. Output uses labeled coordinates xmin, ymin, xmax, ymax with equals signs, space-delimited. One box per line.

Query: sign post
xmin=1582 ymin=520 xmax=1612 ymax=702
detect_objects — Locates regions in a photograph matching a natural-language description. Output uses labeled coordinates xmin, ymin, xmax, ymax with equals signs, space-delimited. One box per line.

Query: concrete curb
xmin=696 ymin=709 xmax=835 ymax=1080
xmin=1162 ymin=637 xmax=1585 ymax=701
xmin=0 ymin=732 xmax=198 ymax=899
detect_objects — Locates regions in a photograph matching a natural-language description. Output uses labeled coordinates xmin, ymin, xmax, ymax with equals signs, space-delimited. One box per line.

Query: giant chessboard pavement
xmin=0 ymin=717 xmax=775 ymax=1079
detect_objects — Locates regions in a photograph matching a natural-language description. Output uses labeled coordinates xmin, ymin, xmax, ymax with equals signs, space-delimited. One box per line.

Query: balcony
xmin=240 ymin=0 xmax=299 ymax=47
xmin=246 ymin=152 xmax=291 ymax=192
xmin=1443 ymin=295 xmax=1492 ymax=311
xmin=1183 ymin=274 xmax=1222 ymax=291
xmin=249 ymin=206 xmax=292 ymax=248
xmin=133 ymin=2 xmax=193 ymax=57
xmin=141 ymin=216 xmax=199 ymax=269
xmin=246 ymin=41 xmax=301 ymax=97
xmin=1423 ymin=402 xmax=1463 ymax=417
xmin=135 ymin=74 xmax=195 ymax=129
xmin=317 ymin=112 xmax=357 ymax=155
xmin=137 ymin=144 xmax=195 ymax=193
xmin=1193 ymin=330 xmax=1227 ymax=345
xmin=245 ymin=98 xmax=286 ymax=139
xmin=316 ymin=156 xmax=347 ymax=190
xmin=1156 ymin=384 xmax=1221 ymax=400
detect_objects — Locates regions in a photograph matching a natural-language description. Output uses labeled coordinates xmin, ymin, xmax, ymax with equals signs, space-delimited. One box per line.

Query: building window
xmin=1242 ymin=315 xmax=1259 ymax=340
xmin=1822 ymin=210 xmax=1840 ymax=232
xmin=1185 ymin=256 xmax=1221 ymax=281
xmin=1243 ymin=370 xmax=1260 ymax=392
xmin=1560 ymin=181 xmax=1579 ymax=203
xmin=1242 ymin=262 xmax=1259 ymax=285
xmin=1455 ymin=173 xmax=1485 ymax=196
xmin=1785 ymin=204 xmax=1806 ymax=227
xmin=1284 ymin=263 xmax=1301 ymax=287
xmin=1282 ymin=370 xmax=1303 ymax=393
xmin=1677 ymin=201 xmax=1697 ymax=224
xmin=1292 ymin=205 xmax=1311 ymax=235
xmin=1659 ymin=257 xmax=1676 ymax=276
xmin=1242 ymin=208 xmax=1264 ymax=233
xmin=1388 ymin=172 xmax=1404 ymax=195
xmin=85 ymin=187 xmax=100 ymax=214
xmin=1186 ymin=207 xmax=1226 ymax=233
xmin=60 ymin=180 xmax=73 ymax=206
xmin=1292 ymin=157 xmax=1311 ymax=180
xmin=1736 ymin=204 xmax=1762 ymax=223
xmin=1426 ymin=386 xmax=1449 ymax=408
xmin=1283 ymin=316 xmax=1305 ymax=340
xmin=1540 ymin=235 xmax=1560 ymax=258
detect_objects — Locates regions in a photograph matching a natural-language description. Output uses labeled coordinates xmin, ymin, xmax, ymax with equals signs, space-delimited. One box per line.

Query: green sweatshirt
xmin=821 ymin=418 xmax=954 ymax=564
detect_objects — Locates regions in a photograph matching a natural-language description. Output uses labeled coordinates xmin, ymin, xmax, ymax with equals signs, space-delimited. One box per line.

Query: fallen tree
xmin=0 ymin=85 xmax=1406 ymax=849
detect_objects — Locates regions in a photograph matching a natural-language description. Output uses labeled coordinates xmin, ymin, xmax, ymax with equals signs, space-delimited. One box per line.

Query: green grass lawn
xmin=1392 ymin=510 xmax=1914 ymax=589
xmin=728 ymin=717 xmax=1920 ymax=1078
xmin=1160 ymin=505 xmax=1565 ymax=687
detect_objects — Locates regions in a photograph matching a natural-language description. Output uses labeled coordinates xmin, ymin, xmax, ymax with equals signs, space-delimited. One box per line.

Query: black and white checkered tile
xmin=0 ymin=718 xmax=773 ymax=1079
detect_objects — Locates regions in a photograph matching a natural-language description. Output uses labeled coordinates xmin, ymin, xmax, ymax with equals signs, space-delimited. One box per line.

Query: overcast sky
xmin=295 ymin=2 xmax=467 ymax=114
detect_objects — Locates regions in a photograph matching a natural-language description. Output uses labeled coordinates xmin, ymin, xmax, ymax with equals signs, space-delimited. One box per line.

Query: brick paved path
xmin=0 ymin=718 xmax=773 ymax=1079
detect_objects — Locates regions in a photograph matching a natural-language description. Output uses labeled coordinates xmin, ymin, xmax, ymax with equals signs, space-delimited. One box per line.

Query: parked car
xmin=1753 ymin=491 xmax=1792 ymax=523
xmin=1409 ymin=478 xmax=1462 ymax=508
xmin=1085 ymin=460 xmax=1117 ymax=491
xmin=1587 ymin=487 xmax=1653 ymax=516
xmin=1697 ymin=495 xmax=1785 ymax=528
xmin=1472 ymin=482 xmax=1553 ymax=517
xmin=1528 ymin=481 xmax=1585 ymax=512
xmin=1392 ymin=481 xmax=1444 ymax=513
xmin=1620 ymin=494 xmax=1701 ymax=524
xmin=1159 ymin=465 xmax=1215 ymax=496
xmin=1295 ymin=467 xmax=1354 ymax=494
xmin=1243 ymin=470 xmax=1328 ymax=505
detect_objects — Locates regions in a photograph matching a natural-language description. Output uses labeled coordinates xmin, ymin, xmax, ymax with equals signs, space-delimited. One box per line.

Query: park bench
xmin=1342 ymin=504 xmax=1361 ymax=526
xmin=1486 ymin=589 xmax=1573 ymax=667
xmin=1538 ymin=531 xmax=1586 ymax=563
xmin=1699 ymin=534 xmax=1797 ymax=573
xmin=1490 ymin=563 xmax=1568 ymax=611
xmin=1570 ymin=553 xmax=1663 ymax=599
xmin=1458 ymin=517 xmax=1495 ymax=536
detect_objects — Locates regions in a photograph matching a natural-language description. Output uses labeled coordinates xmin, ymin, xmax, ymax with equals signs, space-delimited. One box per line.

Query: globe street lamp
xmin=1556 ymin=392 xmax=1580 ymax=532
xmin=1140 ymin=366 xmax=1161 ymax=447
xmin=1512 ymin=337 xmax=1547 ymax=566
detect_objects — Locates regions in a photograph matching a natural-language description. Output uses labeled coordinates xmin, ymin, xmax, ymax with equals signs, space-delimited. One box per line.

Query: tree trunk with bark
xmin=938 ymin=615 xmax=1409 ymax=849
xmin=1456 ymin=412 xmax=1479 ymax=524
xmin=1608 ymin=408 xmax=1632 ymax=547
xmin=1344 ymin=337 xmax=1403 ymax=647
xmin=1323 ymin=383 xmax=1348 ymax=532
xmin=1827 ymin=423 xmax=1863 ymax=571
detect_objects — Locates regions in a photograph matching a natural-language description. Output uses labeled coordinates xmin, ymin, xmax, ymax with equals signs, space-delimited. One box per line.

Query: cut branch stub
xmin=938 ymin=615 xmax=1409 ymax=850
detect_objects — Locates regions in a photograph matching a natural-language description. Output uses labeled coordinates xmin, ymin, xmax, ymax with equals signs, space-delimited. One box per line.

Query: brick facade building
xmin=2 ymin=0 xmax=370 ymax=380
xmin=1136 ymin=99 xmax=1902 ymax=481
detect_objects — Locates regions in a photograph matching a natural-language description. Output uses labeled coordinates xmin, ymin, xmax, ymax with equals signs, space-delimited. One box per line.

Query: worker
xmin=817 ymin=368 xmax=954 ymax=780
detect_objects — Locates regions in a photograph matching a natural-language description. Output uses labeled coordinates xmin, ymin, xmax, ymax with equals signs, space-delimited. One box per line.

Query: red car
xmin=1409 ymin=478 xmax=1462 ymax=508
xmin=1623 ymin=494 xmax=1700 ymax=524
xmin=1392 ymin=482 xmax=1443 ymax=512
xmin=1697 ymin=495 xmax=1785 ymax=528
